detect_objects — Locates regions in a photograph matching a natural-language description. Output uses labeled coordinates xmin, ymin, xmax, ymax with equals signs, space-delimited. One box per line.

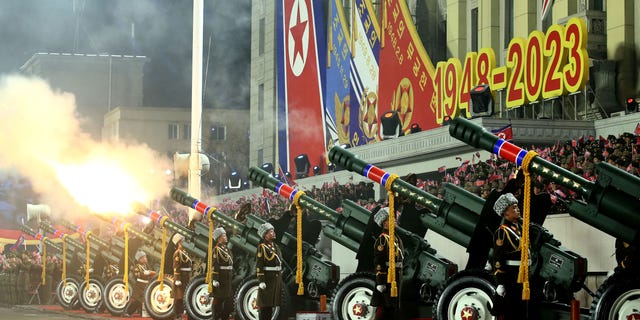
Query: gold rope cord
xmin=123 ymin=223 xmax=131 ymax=292
xmin=293 ymin=191 xmax=306 ymax=295
xmin=41 ymin=237 xmax=48 ymax=285
xmin=62 ymin=234 xmax=68 ymax=286
xmin=384 ymin=174 xmax=399 ymax=297
xmin=158 ymin=216 xmax=169 ymax=290
xmin=518 ymin=151 xmax=538 ymax=300
xmin=85 ymin=231 xmax=92 ymax=285
xmin=206 ymin=207 xmax=216 ymax=294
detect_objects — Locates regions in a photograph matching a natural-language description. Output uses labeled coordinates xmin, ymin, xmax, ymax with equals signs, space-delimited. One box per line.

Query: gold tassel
xmin=206 ymin=207 xmax=216 ymax=294
xmin=85 ymin=231 xmax=92 ymax=285
xmin=158 ymin=217 xmax=168 ymax=290
xmin=62 ymin=234 xmax=67 ymax=286
xmin=384 ymin=174 xmax=399 ymax=297
xmin=518 ymin=151 xmax=537 ymax=301
xmin=293 ymin=191 xmax=306 ymax=295
xmin=41 ymin=237 xmax=47 ymax=286
xmin=380 ymin=1 xmax=386 ymax=48
xmin=123 ymin=223 xmax=131 ymax=292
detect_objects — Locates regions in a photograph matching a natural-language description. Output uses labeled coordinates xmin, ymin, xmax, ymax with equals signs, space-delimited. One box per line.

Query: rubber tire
xmin=56 ymin=276 xmax=81 ymax=310
xmin=329 ymin=272 xmax=377 ymax=320
xmin=233 ymin=277 xmax=288 ymax=320
xmin=184 ymin=275 xmax=211 ymax=320
xmin=144 ymin=278 xmax=175 ymax=320
xmin=589 ymin=271 xmax=640 ymax=320
xmin=78 ymin=277 xmax=105 ymax=313
xmin=103 ymin=276 xmax=132 ymax=316
xmin=433 ymin=269 xmax=497 ymax=320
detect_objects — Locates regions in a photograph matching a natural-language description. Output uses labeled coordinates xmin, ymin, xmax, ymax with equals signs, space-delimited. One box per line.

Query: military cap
xmin=493 ymin=193 xmax=518 ymax=215
xmin=258 ymin=222 xmax=274 ymax=239
xmin=212 ymin=227 xmax=226 ymax=241
xmin=373 ymin=207 xmax=390 ymax=227
xmin=171 ymin=233 xmax=185 ymax=245
xmin=135 ymin=250 xmax=146 ymax=261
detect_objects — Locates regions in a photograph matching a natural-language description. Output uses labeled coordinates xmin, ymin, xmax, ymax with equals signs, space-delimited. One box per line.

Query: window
xmin=258 ymin=84 xmax=265 ymax=121
xmin=504 ymin=0 xmax=513 ymax=48
xmin=209 ymin=125 xmax=226 ymax=141
xmin=169 ymin=123 xmax=179 ymax=140
xmin=471 ymin=8 xmax=478 ymax=52
xmin=183 ymin=123 xmax=191 ymax=140
xmin=259 ymin=18 xmax=265 ymax=56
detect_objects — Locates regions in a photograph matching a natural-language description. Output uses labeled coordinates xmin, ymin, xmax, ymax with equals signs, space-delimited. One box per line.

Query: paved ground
xmin=0 ymin=305 xmax=149 ymax=320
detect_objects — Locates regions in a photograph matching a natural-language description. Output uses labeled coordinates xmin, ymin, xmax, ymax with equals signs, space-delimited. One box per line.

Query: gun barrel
xmin=449 ymin=116 xmax=640 ymax=243
xmin=58 ymin=219 xmax=110 ymax=248
xmin=39 ymin=222 xmax=85 ymax=250
xmin=170 ymin=188 xmax=247 ymax=233
xmin=20 ymin=224 xmax=62 ymax=252
xmin=93 ymin=214 xmax=154 ymax=244
xmin=449 ymin=117 xmax=592 ymax=196
xmin=328 ymin=147 xmax=479 ymax=247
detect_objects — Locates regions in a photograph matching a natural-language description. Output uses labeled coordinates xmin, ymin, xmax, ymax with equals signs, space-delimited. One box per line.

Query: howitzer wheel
xmin=184 ymin=275 xmax=212 ymax=319
xmin=56 ymin=275 xmax=80 ymax=310
xmin=434 ymin=270 xmax=497 ymax=320
xmin=78 ymin=277 xmax=104 ymax=313
xmin=233 ymin=277 xmax=288 ymax=320
xmin=144 ymin=279 xmax=175 ymax=320
xmin=103 ymin=276 xmax=131 ymax=316
xmin=590 ymin=271 xmax=640 ymax=320
xmin=329 ymin=272 xmax=376 ymax=320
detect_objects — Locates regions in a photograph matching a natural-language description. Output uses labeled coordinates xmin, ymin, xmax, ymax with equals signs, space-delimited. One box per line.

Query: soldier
xmin=210 ymin=227 xmax=233 ymax=320
xmin=172 ymin=233 xmax=191 ymax=320
xmin=124 ymin=250 xmax=156 ymax=317
xmin=255 ymin=222 xmax=284 ymax=320
xmin=492 ymin=193 xmax=526 ymax=320
xmin=615 ymin=238 xmax=639 ymax=273
xmin=371 ymin=207 xmax=404 ymax=320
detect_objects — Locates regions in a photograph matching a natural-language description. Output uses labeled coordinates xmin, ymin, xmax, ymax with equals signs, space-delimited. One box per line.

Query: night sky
xmin=0 ymin=0 xmax=252 ymax=108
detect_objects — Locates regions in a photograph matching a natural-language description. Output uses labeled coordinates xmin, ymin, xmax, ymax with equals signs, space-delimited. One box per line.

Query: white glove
xmin=88 ymin=268 xmax=94 ymax=273
xmin=376 ymin=285 xmax=386 ymax=292
xmin=174 ymin=280 xmax=182 ymax=286
xmin=212 ymin=280 xmax=219 ymax=287
xmin=143 ymin=270 xmax=151 ymax=276
xmin=495 ymin=285 xmax=505 ymax=297
xmin=259 ymin=282 xmax=266 ymax=290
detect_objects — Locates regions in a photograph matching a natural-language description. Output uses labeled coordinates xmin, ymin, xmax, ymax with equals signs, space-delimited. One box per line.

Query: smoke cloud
xmin=0 ymin=74 xmax=171 ymax=220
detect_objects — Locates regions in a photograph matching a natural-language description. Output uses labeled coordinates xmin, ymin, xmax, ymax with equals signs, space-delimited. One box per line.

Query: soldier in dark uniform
xmin=492 ymin=193 xmax=526 ymax=320
xmin=124 ymin=250 xmax=156 ymax=317
xmin=371 ymin=207 xmax=404 ymax=320
xmin=615 ymin=238 xmax=639 ymax=273
xmin=172 ymin=233 xmax=191 ymax=320
xmin=210 ymin=227 xmax=233 ymax=320
xmin=255 ymin=222 xmax=284 ymax=320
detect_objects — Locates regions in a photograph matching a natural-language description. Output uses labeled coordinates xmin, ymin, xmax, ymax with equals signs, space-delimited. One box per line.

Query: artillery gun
xmin=449 ymin=116 xmax=640 ymax=319
xmin=329 ymin=146 xmax=589 ymax=319
xmin=170 ymin=187 xmax=341 ymax=320
xmin=248 ymin=166 xmax=458 ymax=319
xmin=18 ymin=224 xmax=79 ymax=309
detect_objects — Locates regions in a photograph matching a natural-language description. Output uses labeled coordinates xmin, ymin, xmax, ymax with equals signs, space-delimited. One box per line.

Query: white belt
xmin=219 ymin=266 xmax=233 ymax=270
xmin=180 ymin=268 xmax=192 ymax=271
xmin=137 ymin=279 xmax=149 ymax=283
xmin=264 ymin=266 xmax=281 ymax=271
xmin=505 ymin=260 xmax=530 ymax=266
xmin=385 ymin=262 xmax=403 ymax=268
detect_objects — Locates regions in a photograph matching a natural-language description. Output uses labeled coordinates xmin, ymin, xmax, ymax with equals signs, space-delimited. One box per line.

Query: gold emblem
xmin=496 ymin=239 xmax=503 ymax=246
xmin=377 ymin=245 xmax=384 ymax=251
xmin=257 ymin=252 xmax=262 ymax=258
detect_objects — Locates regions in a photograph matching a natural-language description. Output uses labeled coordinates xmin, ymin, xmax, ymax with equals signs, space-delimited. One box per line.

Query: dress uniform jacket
xmin=173 ymin=248 xmax=192 ymax=300
xmin=255 ymin=242 xmax=284 ymax=307
xmin=492 ymin=220 xmax=522 ymax=286
xmin=132 ymin=262 xmax=154 ymax=302
xmin=371 ymin=232 xmax=404 ymax=307
xmin=211 ymin=244 xmax=234 ymax=298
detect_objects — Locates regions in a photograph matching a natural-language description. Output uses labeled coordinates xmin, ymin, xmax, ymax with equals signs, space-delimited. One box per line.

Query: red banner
xmin=378 ymin=0 xmax=438 ymax=135
xmin=282 ymin=0 xmax=326 ymax=170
